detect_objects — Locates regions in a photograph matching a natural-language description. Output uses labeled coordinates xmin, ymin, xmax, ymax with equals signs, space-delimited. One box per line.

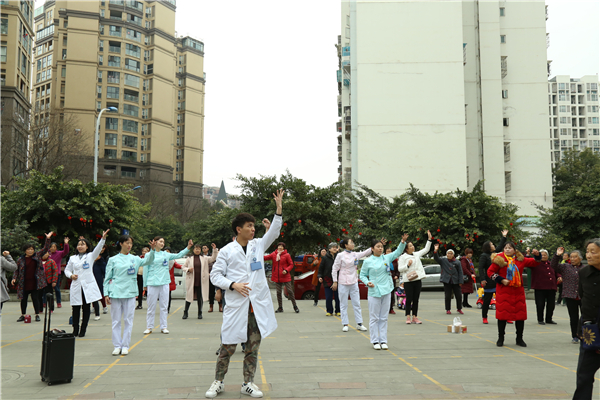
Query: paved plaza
xmin=0 ymin=290 xmax=592 ymax=400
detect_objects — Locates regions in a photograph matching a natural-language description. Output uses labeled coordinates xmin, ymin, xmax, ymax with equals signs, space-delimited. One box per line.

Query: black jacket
xmin=478 ymin=236 xmax=507 ymax=290
xmin=318 ymin=251 xmax=336 ymax=287
xmin=578 ymin=265 xmax=600 ymax=336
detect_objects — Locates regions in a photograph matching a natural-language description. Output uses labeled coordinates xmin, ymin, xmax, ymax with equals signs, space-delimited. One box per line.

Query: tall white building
xmin=337 ymin=0 xmax=553 ymax=216
xmin=548 ymin=75 xmax=600 ymax=169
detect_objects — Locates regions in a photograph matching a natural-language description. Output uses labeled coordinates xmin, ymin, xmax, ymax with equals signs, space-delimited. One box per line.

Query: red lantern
xmin=298 ymin=220 xmax=302 ymax=224
xmin=417 ymin=238 xmax=420 ymax=241
xmin=520 ymin=240 xmax=523 ymax=243
xmin=109 ymin=219 xmax=113 ymax=223
xmin=437 ymin=229 xmax=440 ymax=232
xmin=68 ymin=216 xmax=72 ymax=220
xmin=284 ymin=223 xmax=287 ymax=226
xmin=349 ymin=224 xmax=353 ymax=228
xmin=327 ymin=233 xmax=331 ymax=236
xmin=336 ymin=238 xmax=340 ymax=242
xmin=358 ymin=232 xmax=362 ymax=235
xmin=80 ymin=218 xmax=84 ymax=221
xmin=342 ymin=228 xmax=346 ymax=232
xmin=510 ymin=223 xmax=513 ymax=226
xmin=444 ymin=244 xmax=447 ymax=248
xmin=281 ymin=232 xmax=284 ymax=236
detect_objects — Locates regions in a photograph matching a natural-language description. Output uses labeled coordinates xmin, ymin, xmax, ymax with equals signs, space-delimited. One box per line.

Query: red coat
xmin=169 ymin=261 xmax=182 ymax=291
xmin=460 ymin=257 xmax=475 ymax=294
xmin=265 ymin=250 xmax=293 ymax=283
xmin=488 ymin=251 xmax=539 ymax=321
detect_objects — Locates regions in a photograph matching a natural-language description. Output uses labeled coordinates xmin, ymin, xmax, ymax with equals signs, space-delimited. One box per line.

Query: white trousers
xmin=146 ymin=284 xmax=169 ymax=330
xmin=110 ymin=297 xmax=136 ymax=349
xmin=338 ymin=282 xmax=363 ymax=325
xmin=368 ymin=293 xmax=391 ymax=344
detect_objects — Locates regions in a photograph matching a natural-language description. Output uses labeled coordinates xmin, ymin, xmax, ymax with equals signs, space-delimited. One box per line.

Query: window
xmin=499 ymin=7 xmax=505 ymax=16
xmin=121 ymin=166 xmax=137 ymax=177
xmin=104 ymin=166 xmax=117 ymax=176
xmin=589 ymin=90 xmax=599 ymax=101
xmin=1 ymin=18 xmax=7 ymax=35
xmin=122 ymin=119 xmax=138 ymax=133
xmin=109 ymin=25 xmax=121 ymax=37
xmin=108 ymin=55 xmax=120 ymax=67
xmin=560 ymin=128 xmax=568 ymax=135
xmin=590 ymin=117 xmax=599 ymax=124
xmin=109 ymin=41 xmax=121 ymax=53
xmin=501 ymin=90 xmax=508 ymax=99
xmin=100 ymin=9 xmax=105 ymax=18
xmin=125 ymin=43 xmax=140 ymax=58
xmin=559 ymin=105 xmax=567 ymax=113
xmin=594 ymin=129 xmax=600 ymax=135
xmin=123 ymin=104 xmax=139 ymax=117
xmin=124 ymin=58 xmax=140 ymax=72
xmin=107 ymin=71 xmax=120 ymax=83
xmin=123 ymin=88 xmax=139 ymax=102
xmin=142 ymin=108 xmax=148 ymax=119
xmin=140 ymin=154 xmax=147 ymax=163
xmin=106 ymin=86 xmax=119 ymax=99
xmin=125 ymin=29 xmax=141 ymax=42
xmin=144 ymin=64 xmax=153 ymax=74
xmin=500 ymin=35 xmax=506 ymax=44
xmin=104 ymin=149 xmax=118 ymax=159
xmin=141 ymin=124 xmax=148 ymax=135
xmin=121 ymin=152 xmax=137 ymax=163
xmin=124 ymin=73 xmax=139 ymax=87
xmin=126 ymin=14 xmax=142 ymax=26
xmin=0 ymin=44 xmax=6 ymax=63
xmin=503 ymin=118 xmax=509 ymax=127
xmin=105 ymin=133 xmax=118 ymax=145
xmin=505 ymin=171 xmax=511 ymax=192
xmin=105 ymin=118 xmax=118 ymax=130
xmin=176 ymin=161 xmax=181 ymax=172
xmin=559 ymin=83 xmax=566 ymax=90
xmin=178 ymin=78 xmax=183 ymax=87
xmin=559 ymin=90 xmax=567 ymax=102
xmin=97 ymin=101 xmax=102 ymax=111
xmin=61 ymin=66 xmax=66 ymax=77
xmin=176 ymin=149 xmax=182 ymax=159
xmin=141 ymin=138 xmax=148 ymax=151
xmin=63 ymin=35 xmax=67 ymax=46
xmin=560 ymin=117 xmax=568 ymax=124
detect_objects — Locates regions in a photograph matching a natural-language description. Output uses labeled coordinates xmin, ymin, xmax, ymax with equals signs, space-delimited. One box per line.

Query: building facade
xmin=30 ymin=0 xmax=205 ymax=211
xmin=548 ymin=75 xmax=599 ymax=170
xmin=1 ymin=0 xmax=34 ymax=189
xmin=337 ymin=0 xmax=553 ymax=217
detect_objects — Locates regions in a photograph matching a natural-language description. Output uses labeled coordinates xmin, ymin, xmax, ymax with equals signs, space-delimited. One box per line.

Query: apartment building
xmin=548 ymin=75 xmax=600 ymax=169
xmin=0 ymin=0 xmax=34 ymax=189
xmin=337 ymin=1 xmax=553 ymax=216
xmin=30 ymin=0 xmax=205 ymax=211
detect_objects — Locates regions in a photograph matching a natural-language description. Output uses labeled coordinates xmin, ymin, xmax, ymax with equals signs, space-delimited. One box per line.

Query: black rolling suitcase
xmin=40 ymin=293 xmax=75 ymax=385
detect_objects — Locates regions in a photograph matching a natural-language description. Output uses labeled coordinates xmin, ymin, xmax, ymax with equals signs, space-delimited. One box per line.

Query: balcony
xmin=336 ymin=121 xmax=341 ymax=132
xmin=36 ymin=25 xmax=54 ymax=41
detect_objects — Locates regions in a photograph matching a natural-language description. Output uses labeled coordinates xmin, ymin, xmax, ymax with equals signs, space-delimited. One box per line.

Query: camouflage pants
xmin=275 ymin=282 xmax=297 ymax=309
xmin=215 ymin=306 xmax=261 ymax=382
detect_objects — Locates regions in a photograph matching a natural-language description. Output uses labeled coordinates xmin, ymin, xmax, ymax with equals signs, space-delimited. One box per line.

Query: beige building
xmin=1 ymin=0 xmax=34 ymax=189
xmin=30 ymin=0 xmax=205 ymax=212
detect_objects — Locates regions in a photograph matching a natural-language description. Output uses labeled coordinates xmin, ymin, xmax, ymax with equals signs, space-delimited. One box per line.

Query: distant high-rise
xmin=28 ymin=0 xmax=206 ymax=212
xmin=337 ymin=1 xmax=553 ymax=216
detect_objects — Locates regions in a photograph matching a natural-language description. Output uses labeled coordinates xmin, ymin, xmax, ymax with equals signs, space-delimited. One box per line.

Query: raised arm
xmin=415 ymin=239 xmax=432 ymax=258
xmin=90 ymin=238 xmax=107 ymax=262
xmin=385 ymin=238 xmax=408 ymax=265
xmin=1 ymin=254 xmax=17 ymax=273
xmin=209 ymin=244 xmax=219 ymax=263
xmin=170 ymin=244 xmax=191 ymax=260
xmin=59 ymin=239 xmax=70 ymax=258
xmin=36 ymin=235 xmax=52 ymax=259
xmin=261 ymin=189 xmax=284 ymax=249
xmin=550 ymin=248 xmax=565 ymax=273
xmin=353 ymin=247 xmax=373 ymax=259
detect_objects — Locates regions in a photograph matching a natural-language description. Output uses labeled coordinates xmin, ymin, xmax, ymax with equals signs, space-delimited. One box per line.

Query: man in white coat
xmin=206 ymin=189 xmax=284 ymax=399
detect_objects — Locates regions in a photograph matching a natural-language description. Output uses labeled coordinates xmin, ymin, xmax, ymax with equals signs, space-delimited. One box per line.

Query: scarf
xmin=467 ymin=258 xmax=474 ymax=274
xmin=276 ymin=251 xmax=281 ymax=262
xmin=505 ymin=255 xmax=521 ymax=287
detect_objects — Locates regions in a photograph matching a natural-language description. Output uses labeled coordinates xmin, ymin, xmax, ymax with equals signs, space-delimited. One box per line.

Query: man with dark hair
xmin=206 ymin=190 xmax=284 ymax=399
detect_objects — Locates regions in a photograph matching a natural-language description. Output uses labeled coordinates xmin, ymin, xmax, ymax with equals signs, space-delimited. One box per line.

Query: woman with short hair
xmin=531 ymin=249 xmax=560 ymax=325
xmin=551 ymin=247 xmax=584 ymax=343
xmin=264 ymin=242 xmax=298 ymax=313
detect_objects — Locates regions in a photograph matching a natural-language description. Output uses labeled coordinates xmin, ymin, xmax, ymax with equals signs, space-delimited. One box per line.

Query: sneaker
xmin=373 ymin=343 xmax=381 ymax=350
xmin=121 ymin=348 xmax=129 ymax=355
xmin=483 ymin=318 xmax=489 ymax=324
xmin=94 ymin=316 xmax=101 ymax=321
xmin=294 ymin=306 xmax=299 ymax=313
xmin=336 ymin=313 xmax=341 ymax=316
xmin=143 ymin=329 xmax=152 ymax=334
xmin=135 ymin=305 xmax=142 ymax=310
xmin=241 ymin=382 xmax=263 ymax=398
xmin=342 ymin=325 xmax=349 ymax=332
xmin=572 ymin=337 xmax=580 ymax=344
xmin=205 ymin=380 xmax=224 ymax=398
xmin=112 ymin=348 xmax=121 ymax=356
xmin=380 ymin=343 xmax=388 ymax=350
xmin=389 ymin=309 xmax=396 ymax=314
xmin=406 ymin=318 xmax=412 ymax=325
xmin=356 ymin=324 xmax=367 ymax=331
xmin=412 ymin=317 xmax=422 ymax=324
xmin=57 ymin=303 xmax=62 ymax=308
xmin=446 ymin=310 xmax=451 ymax=315
xmin=161 ymin=329 xmax=169 ymax=334
xmin=103 ymin=307 xmax=108 ymax=314
xmin=17 ymin=315 xmax=25 ymax=322
xmin=35 ymin=315 xmax=40 ymax=322
xmin=457 ymin=309 xmax=464 ymax=315
xmin=325 ymin=313 xmax=332 ymax=316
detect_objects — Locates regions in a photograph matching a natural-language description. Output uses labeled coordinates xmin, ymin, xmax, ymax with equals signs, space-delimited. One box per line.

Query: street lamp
xmin=94 ymin=107 xmax=118 ymax=185
xmin=125 ymin=186 xmax=142 ymax=192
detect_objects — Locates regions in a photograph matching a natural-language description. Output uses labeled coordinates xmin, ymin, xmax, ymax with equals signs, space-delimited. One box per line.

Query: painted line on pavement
xmin=1 ymin=322 xmax=67 ymax=348
xmin=258 ymin=351 xmax=270 ymax=399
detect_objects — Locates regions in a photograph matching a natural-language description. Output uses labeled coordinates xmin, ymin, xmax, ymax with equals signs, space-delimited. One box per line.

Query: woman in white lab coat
xmin=64 ymin=229 xmax=109 ymax=337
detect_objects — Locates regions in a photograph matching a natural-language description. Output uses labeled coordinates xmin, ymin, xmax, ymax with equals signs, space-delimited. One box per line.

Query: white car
xmin=421 ymin=264 xmax=444 ymax=289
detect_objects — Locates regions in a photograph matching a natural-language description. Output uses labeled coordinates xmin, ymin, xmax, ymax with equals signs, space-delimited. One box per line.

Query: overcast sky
xmin=174 ymin=0 xmax=598 ymax=195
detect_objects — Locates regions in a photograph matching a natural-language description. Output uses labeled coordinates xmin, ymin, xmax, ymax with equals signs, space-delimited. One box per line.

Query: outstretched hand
xmin=187 ymin=239 xmax=193 ymax=249
xmin=401 ymin=233 xmax=409 ymax=243
xmin=262 ymin=218 xmax=271 ymax=232
xmin=45 ymin=232 xmax=54 ymax=239
xmin=273 ymin=189 xmax=284 ymax=214
xmin=434 ymin=243 xmax=439 ymax=252
xmin=556 ymin=247 xmax=565 ymax=256
xmin=502 ymin=229 xmax=509 ymax=237
xmin=102 ymin=229 xmax=110 ymax=240
xmin=427 ymin=230 xmax=432 ymax=240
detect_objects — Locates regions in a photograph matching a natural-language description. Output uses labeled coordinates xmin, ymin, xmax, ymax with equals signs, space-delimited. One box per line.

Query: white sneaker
xmin=94 ymin=316 xmax=101 ymax=321
xmin=357 ymin=324 xmax=367 ymax=331
xmin=241 ymin=382 xmax=263 ymax=398
xmin=112 ymin=348 xmax=121 ymax=356
xmin=103 ymin=307 xmax=108 ymax=314
xmin=205 ymin=380 xmax=224 ymax=398
xmin=161 ymin=329 xmax=169 ymax=334
xmin=143 ymin=329 xmax=152 ymax=334
xmin=121 ymin=348 xmax=129 ymax=355
xmin=342 ymin=325 xmax=349 ymax=332
xmin=373 ymin=343 xmax=381 ymax=350
xmin=380 ymin=343 xmax=388 ymax=350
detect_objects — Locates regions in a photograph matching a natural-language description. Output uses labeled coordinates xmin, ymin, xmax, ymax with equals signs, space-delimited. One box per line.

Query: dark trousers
xmin=314 ymin=281 xmax=322 ymax=303
xmin=390 ymin=287 xmax=397 ymax=311
xmin=565 ymin=298 xmax=582 ymax=339
xmin=185 ymin=286 xmax=203 ymax=314
xmin=573 ymin=343 xmax=600 ymax=399
xmin=42 ymin=285 xmax=54 ymax=311
xmin=275 ymin=282 xmax=297 ymax=309
xmin=462 ymin=293 xmax=471 ymax=306
xmin=42 ymin=276 xmax=61 ymax=306
xmin=404 ymin=280 xmax=422 ymax=316
xmin=444 ymin=283 xmax=462 ymax=311
xmin=72 ymin=289 xmax=90 ymax=336
xmin=482 ymin=291 xmax=494 ymax=319
xmin=324 ymin=286 xmax=340 ymax=314
xmin=556 ymin=282 xmax=563 ymax=304
xmin=534 ymin=289 xmax=556 ymax=322
xmin=498 ymin=319 xmax=525 ymax=339
xmin=21 ymin=289 xmax=41 ymax=315
xmin=93 ymin=297 xmax=107 ymax=316
xmin=137 ymin=275 xmax=144 ymax=307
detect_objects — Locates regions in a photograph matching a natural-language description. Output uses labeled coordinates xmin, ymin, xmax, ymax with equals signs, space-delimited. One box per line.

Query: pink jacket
xmin=49 ymin=242 xmax=70 ymax=275
xmin=332 ymin=248 xmax=372 ymax=285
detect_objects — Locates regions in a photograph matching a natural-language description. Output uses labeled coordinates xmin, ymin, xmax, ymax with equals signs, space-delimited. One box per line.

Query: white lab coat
xmin=64 ymin=239 xmax=105 ymax=306
xmin=210 ymin=214 xmax=282 ymax=345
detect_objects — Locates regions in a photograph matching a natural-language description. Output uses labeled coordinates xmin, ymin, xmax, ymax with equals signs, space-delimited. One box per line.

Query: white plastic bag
xmin=453 ymin=317 xmax=462 ymax=327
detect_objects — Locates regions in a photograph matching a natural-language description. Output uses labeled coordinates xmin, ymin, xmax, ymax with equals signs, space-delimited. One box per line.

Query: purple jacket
xmin=550 ymin=254 xmax=582 ymax=299
xmin=49 ymin=242 xmax=69 ymax=274
xmin=531 ymin=260 xmax=560 ymax=291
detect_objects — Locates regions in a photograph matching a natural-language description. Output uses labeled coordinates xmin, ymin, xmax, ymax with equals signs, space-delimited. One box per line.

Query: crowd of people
xmin=1 ymin=188 xmax=599 ymax=399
